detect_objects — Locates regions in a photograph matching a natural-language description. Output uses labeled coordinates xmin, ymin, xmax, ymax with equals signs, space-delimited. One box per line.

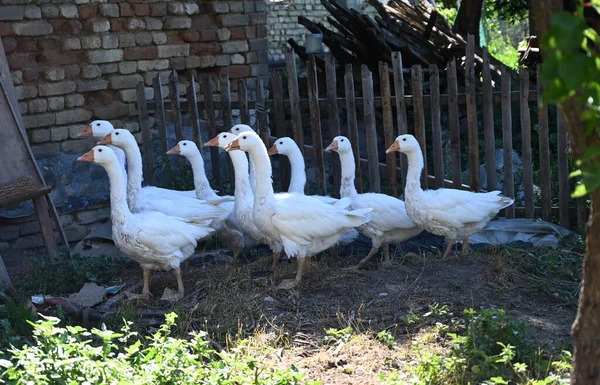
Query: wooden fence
xmin=135 ymin=37 xmax=588 ymax=231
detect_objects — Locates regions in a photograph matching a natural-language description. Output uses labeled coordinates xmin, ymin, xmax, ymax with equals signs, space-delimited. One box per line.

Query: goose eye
xmin=402 ymin=138 xmax=406 ymax=141
xmin=98 ymin=149 xmax=102 ymax=152
xmin=115 ymin=132 xmax=119 ymax=135
xmin=242 ymin=136 xmax=247 ymax=139
xmin=341 ymin=139 xmax=344 ymax=142
xmin=96 ymin=123 xmax=100 ymax=126
xmin=279 ymin=141 xmax=283 ymax=144
xmin=183 ymin=143 xmax=187 ymax=146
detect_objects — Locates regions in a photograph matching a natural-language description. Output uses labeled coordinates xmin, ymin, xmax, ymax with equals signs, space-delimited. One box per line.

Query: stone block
xmin=41 ymin=5 xmax=58 ymax=18
xmin=15 ymin=84 xmax=37 ymax=100
xmin=251 ymin=63 xmax=268 ymax=76
xmin=167 ymin=3 xmax=184 ymax=15
xmin=78 ymin=5 xmax=97 ymax=19
xmin=255 ymin=0 xmax=267 ymax=12
xmin=92 ymin=101 xmax=128 ymax=119
xmin=152 ymin=32 xmax=167 ymax=45
xmin=65 ymin=224 xmax=88 ymax=242
xmin=137 ymin=59 xmax=169 ymax=72
xmin=125 ymin=18 xmax=145 ymax=31
xmin=249 ymin=38 xmax=267 ymax=51
xmin=47 ymin=96 xmax=64 ymax=111
xmin=81 ymin=35 xmax=101 ymax=49
xmin=118 ymin=61 xmax=137 ymax=74
xmin=249 ymin=12 xmax=266 ymax=25
xmin=0 ymin=225 xmax=19 ymax=242
xmin=119 ymin=87 xmax=153 ymax=102
xmin=212 ymin=2 xmax=229 ymax=13
xmin=29 ymin=128 xmax=50 ymax=143
xmin=28 ymin=98 xmax=47 ymax=113
xmin=12 ymin=20 xmax=52 ymax=36
xmin=24 ymin=112 xmax=55 ymax=129
xmin=184 ymin=3 xmax=199 ymax=14
xmin=220 ymin=14 xmax=248 ymax=26
xmin=226 ymin=64 xmax=250 ymax=78
xmin=102 ymin=34 xmax=118 ymax=49
xmin=65 ymin=93 xmax=85 ymax=108
xmin=119 ymin=33 xmax=136 ymax=48
xmin=0 ymin=6 xmax=24 ymax=21
xmin=82 ymin=65 xmax=101 ymax=79
xmin=157 ymin=44 xmax=189 ymax=58
xmin=32 ymin=142 xmax=60 ymax=158
xmin=50 ymin=126 xmax=69 ymax=141
xmin=99 ymin=63 xmax=118 ymax=74
xmin=244 ymin=26 xmax=256 ymax=39
xmin=168 ymin=57 xmax=185 ymax=70
xmin=221 ymin=40 xmax=248 ymax=53
xmin=134 ymin=4 xmax=149 ymax=16
xmin=231 ymin=53 xmax=244 ymax=65
xmin=180 ymin=29 xmax=199 ymax=42
xmin=145 ymin=17 xmax=162 ymax=30
xmin=3 ymin=37 xmax=17 ymax=53
xmin=124 ymin=46 xmax=156 ymax=60
xmin=61 ymin=139 xmax=90 ymax=153
xmin=77 ymin=79 xmax=108 ymax=92
xmin=215 ymin=54 xmax=230 ymax=66
xmin=230 ymin=27 xmax=244 ymax=39
xmin=62 ymin=37 xmax=81 ymax=51
xmin=135 ymin=31 xmax=153 ymax=46
xmin=256 ymin=25 xmax=267 ymax=38
xmin=228 ymin=2 xmax=244 ymax=12
xmin=56 ymin=108 xmax=92 ymax=125
xmin=22 ymin=68 xmax=39 ymax=82
xmin=217 ymin=28 xmax=231 ymax=41
xmin=38 ymin=81 xmax=76 ymax=96
xmin=150 ymin=3 xmax=166 ymax=16
xmin=119 ymin=3 xmax=134 ymax=17
xmin=44 ymin=67 xmax=65 ymax=82
xmin=87 ymin=49 xmax=123 ymax=64
xmin=18 ymin=101 xmax=26 ymax=114
xmin=109 ymin=74 xmax=143 ymax=89
xmin=67 ymin=123 xmax=86 ymax=139
xmin=90 ymin=18 xmax=110 ymax=33
xmin=163 ymin=16 xmax=191 ymax=29
xmin=24 ymin=6 xmax=40 ymax=19
xmin=59 ymin=4 xmax=78 ymax=18
xmin=243 ymin=2 xmax=255 ymax=13
xmin=11 ymin=70 xmax=22 ymax=85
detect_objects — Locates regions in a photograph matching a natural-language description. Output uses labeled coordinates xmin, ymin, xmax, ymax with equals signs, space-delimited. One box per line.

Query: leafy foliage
xmin=541 ymin=1 xmax=600 ymax=196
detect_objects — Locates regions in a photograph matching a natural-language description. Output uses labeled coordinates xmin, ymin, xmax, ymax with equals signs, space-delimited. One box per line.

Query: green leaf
xmin=572 ymin=183 xmax=588 ymax=198
xmin=583 ymin=146 xmax=600 ymax=161
xmin=570 ymin=169 xmax=583 ymax=178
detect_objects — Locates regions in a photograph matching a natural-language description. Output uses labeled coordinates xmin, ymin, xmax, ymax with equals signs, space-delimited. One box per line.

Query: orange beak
xmin=77 ymin=125 xmax=93 ymax=138
xmin=204 ymin=136 xmax=220 ymax=147
xmin=267 ymin=144 xmax=278 ymax=156
xmin=167 ymin=144 xmax=180 ymax=155
xmin=386 ymin=140 xmax=400 ymax=154
xmin=325 ymin=140 xmax=338 ymax=152
xmin=77 ymin=149 xmax=95 ymax=162
xmin=97 ymin=133 xmax=112 ymax=145
xmin=224 ymin=138 xmax=240 ymax=152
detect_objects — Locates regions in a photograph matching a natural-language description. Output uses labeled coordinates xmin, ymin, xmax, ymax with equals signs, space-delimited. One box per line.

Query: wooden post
xmin=392 ymin=52 xmax=408 ymax=189
xmin=325 ymin=52 xmax=341 ymax=197
xmin=362 ymin=64 xmax=381 ymax=193
xmin=136 ymin=81 xmax=154 ymax=185
xmin=380 ymin=61 xmax=397 ymax=197
xmin=256 ymin=78 xmax=269 ymax=145
xmin=220 ymin=74 xmax=234 ymax=184
xmin=307 ymin=55 xmax=326 ymax=196
xmin=537 ymin=66 xmax=551 ymax=222
xmin=187 ymin=76 xmax=202 ymax=149
xmin=202 ymin=76 xmax=220 ymax=187
xmin=482 ymin=48 xmax=496 ymax=192
xmin=0 ymin=252 xmax=12 ymax=290
xmin=411 ymin=65 xmax=427 ymax=189
xmin=501 ymin=66 xmax=515 ymax=218
xmin=168 ymin=70 xmax=184 ymax=143
xmin=447 ymin=59 xmax=462 ymax=189
xmin=152 ymin=75 xmax=168 ymax=155
xmin=345 ymin=64 xmax=362 ymax=194
xmin=430 ymin=64 xmax=444 ymax=189
xmin=285 ymin=48 xmax=304 ymax=155
xmin=557 ymin=111 xmax=570 ymax=228
xmin=33 ymin=195 xmax=55 ymax=256
xmin=520 ymin=69 xmax=534 ymax=218
xmin=272 ymin=70 xmax=289 ymax=191
xmin=466 ymin=34 xmax=480 ymax=191
xmin=238 ymin=79 xmax=250 ymax=125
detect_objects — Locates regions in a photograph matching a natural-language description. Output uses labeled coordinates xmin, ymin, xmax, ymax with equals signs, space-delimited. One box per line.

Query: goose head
xmin=78 ymin=120 xmax=115 ymax=138
xmin=268 ymin=137 xmax=296 ymax=156
xmin=224 ymin=131 xmax=262 ymax=153
xmin=77 ymin=145 xmax=118 ymax=166
xmin=97 ymin=128 xmax=136 ymax=149
xmin=325 ymin=136 xmax=352 ymax=153
xmin=167 ymin=140 xmax=199 ymax=156
xmin=386 ymin=134 xmax=419 ymax=154
xmin=229 ymin=124 xmax=254 ymax=135
xmin=205 ymin=132 xmax=237 ymax=149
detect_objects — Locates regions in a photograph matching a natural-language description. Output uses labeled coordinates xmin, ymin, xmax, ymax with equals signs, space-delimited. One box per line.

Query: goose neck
xmin=121 ymin=142 xmax=144 ymax=209
xmin=285 ymin=147 xmax=306 ymax=194
xmin=228 ymin=151 xmax=253 ymax=207
xmin=103 ymin=160 xmax=132 ymax=225
xmin=187 ymin=150 xmax=218 ymax=200
xmin=338 ymin=150 xmax=358 ymax=198
xmin=246 ymin=145 xmax=275 ymax=207
xmin=404 ymin=150 xmax=425 ymax=201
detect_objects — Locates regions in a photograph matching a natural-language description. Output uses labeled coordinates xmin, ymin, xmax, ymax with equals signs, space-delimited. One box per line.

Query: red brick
xmin=79 ymin=5 xmax=98 ymax=19
xmin=64 ymin=64 xmax=81 ymax=79
xmin=51 ymin=20 xmax=83 ymax=35
xmin=191 ymin=15 xmax=217 ymax=30
xmin=150 ymin=3 xmax=166 ymax=16
xmin=244 ymin=26 xmax=256 ymax=39
xmin=190 ymin=42 xmax=220 ymax=55
xmin=123 ymin=46 xmax=156 ymax=60
xmin=199 ymin=30 xmax=217 ymax=41
xmin=22 ymin=68 xmax=39 ymax=83
xmin=8 ymin=53 xmax=35 ymax=70
xmin=230 ymin=27 xmax=244 ymax=40
xmin=119 ymin=3 xmax=134 ymax=17
xmin=165 ymin=31 xmax=184 ymax=44
xmin=0 ymin=23 xmax=11 ymax=37
xmin=256 ymin=25 xmax=267 ymax=38
xmin=2 ymin=37 xmax=17 ymax=53
xmin=110 ymin=19 xmax=123 ymax=32
xmin=134 ymin=4 xmax=149 ymax=16
xmin=37 ymin=38 xmax=59 ymax=51
xmin=17 ymin=38 xmax=36 ymax=52
xmin=180 ymin=29 xmax=199 ymax=42
xmin=246 ymin=51 xmax=258 ymax=64
xmin=39 ymin=52 xmax=78 ymax=66
xmin=225 ymin=65 xmax=249 ymax=79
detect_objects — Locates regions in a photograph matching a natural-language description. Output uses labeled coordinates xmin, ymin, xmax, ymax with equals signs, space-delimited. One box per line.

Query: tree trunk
xmin=531 ymin=0 xmax=600 ymax=382
xmin=454 ymin=0 xmax=483 ymax=44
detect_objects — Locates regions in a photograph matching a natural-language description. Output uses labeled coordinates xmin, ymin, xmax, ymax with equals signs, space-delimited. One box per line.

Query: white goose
xmin=225 ymin=131 xmax=373 ymax=289
xmin=77 ymin=146 xmax=215 ymax=300
xmin=327 ymin=136 xmax=423 ymax=269
xmin=97 ymin=129 xmax=226 ymax=220
xmin=387 ymin=134 xmax=514 ymax=257
xmin=77 ymin=120 xmax=127 ymax=175
xmin=90 ymin=120 xmax=196 ymax=199
xmin=229 ymin=124 xmax=257 ymax=192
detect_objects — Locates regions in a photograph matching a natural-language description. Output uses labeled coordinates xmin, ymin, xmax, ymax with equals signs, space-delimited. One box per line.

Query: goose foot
xmin=381 ymin=245 xmax=392 ymax=267
xmin=460 ymin=239 xmax=471 ymax=255
xmin=127 ymin=268 xmax=151 ymax=300
xmin=442 ymin=239 xmax=455 ymax=258
xmin=277 ymin=279 xmax=298 ymax=290
xmin=160 ymin=288 xmax=183 ymax=302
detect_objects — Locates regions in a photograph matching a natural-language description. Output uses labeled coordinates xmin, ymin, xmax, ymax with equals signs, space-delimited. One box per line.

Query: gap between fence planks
xmin=271 ymin=71 xmax=290 ymax=192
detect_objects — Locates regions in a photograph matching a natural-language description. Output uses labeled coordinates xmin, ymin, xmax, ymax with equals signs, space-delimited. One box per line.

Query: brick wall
xmin=266 ymin=0 xmax=376 ymax=61
xmin=0 ymin=0 xmax=268 ymax=250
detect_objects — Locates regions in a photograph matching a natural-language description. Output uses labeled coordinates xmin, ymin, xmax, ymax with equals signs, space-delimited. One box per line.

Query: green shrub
xmin=0 ymin=313 xmax=315 ymax=385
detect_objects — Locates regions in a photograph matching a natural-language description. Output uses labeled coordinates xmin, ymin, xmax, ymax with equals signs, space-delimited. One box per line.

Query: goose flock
xmin=76 ymin=120 xmax=514 ymax=298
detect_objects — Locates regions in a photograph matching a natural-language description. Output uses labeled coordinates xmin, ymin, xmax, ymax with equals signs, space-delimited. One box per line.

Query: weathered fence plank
xmin=501 ymin=66 xmax=515 ymax=218
xmin=536 ymin=66 xmax=551 ymax=222
xmin=520 ymin=69 xmax=534 ymax=218
xmin=362 ymin=64 xmax=381 ymax=193
xmin=345 ymin=63 xmax=362 ymax=194
xmin=272 ymin=70 xmax=289 ymax=191
xmin=557 ymin=111 xmax=570 ymax=228
xmin=411 ymin=65 xmax=427 ymax=189
xmin=256 ymin=78 xmax=269 ymax=146
xmin=447 ymin=59 xmax=462 ymax=189
xmin=380 ymin=61 xmax=397 ymax=197
xmin=285 ymin=48 xmax=304 ymax=155
xmin=466 ymin=35 xmax=480 ymax=191
xmin=430 ymin=64 xmax=443 ymax=189
xmin=325 ymin=52 xmax=341 ymax=197
xmin=392 ymin=52 xmax=408 ymax=189
xmin=202 ymin=76 xmax=220 ymax=187
xmin=577 ymin=197 xmax=587 ymax=231
xmin=238 ymin=79 xmax=250 ymax=125
xmin=187 ymin=76 xmax=202 ymax=149
xmin=482 ymin=48 xmax=496 ymax=192
xmin=152 ymin=75 xmax=167 ymax=154
xmin=307 ymin=55 xmax=326 ymax=195
xmin=168 ymin=70 xmax=184 ymax=143
xmin=137 ymin=82 xmax=154 ymax=185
